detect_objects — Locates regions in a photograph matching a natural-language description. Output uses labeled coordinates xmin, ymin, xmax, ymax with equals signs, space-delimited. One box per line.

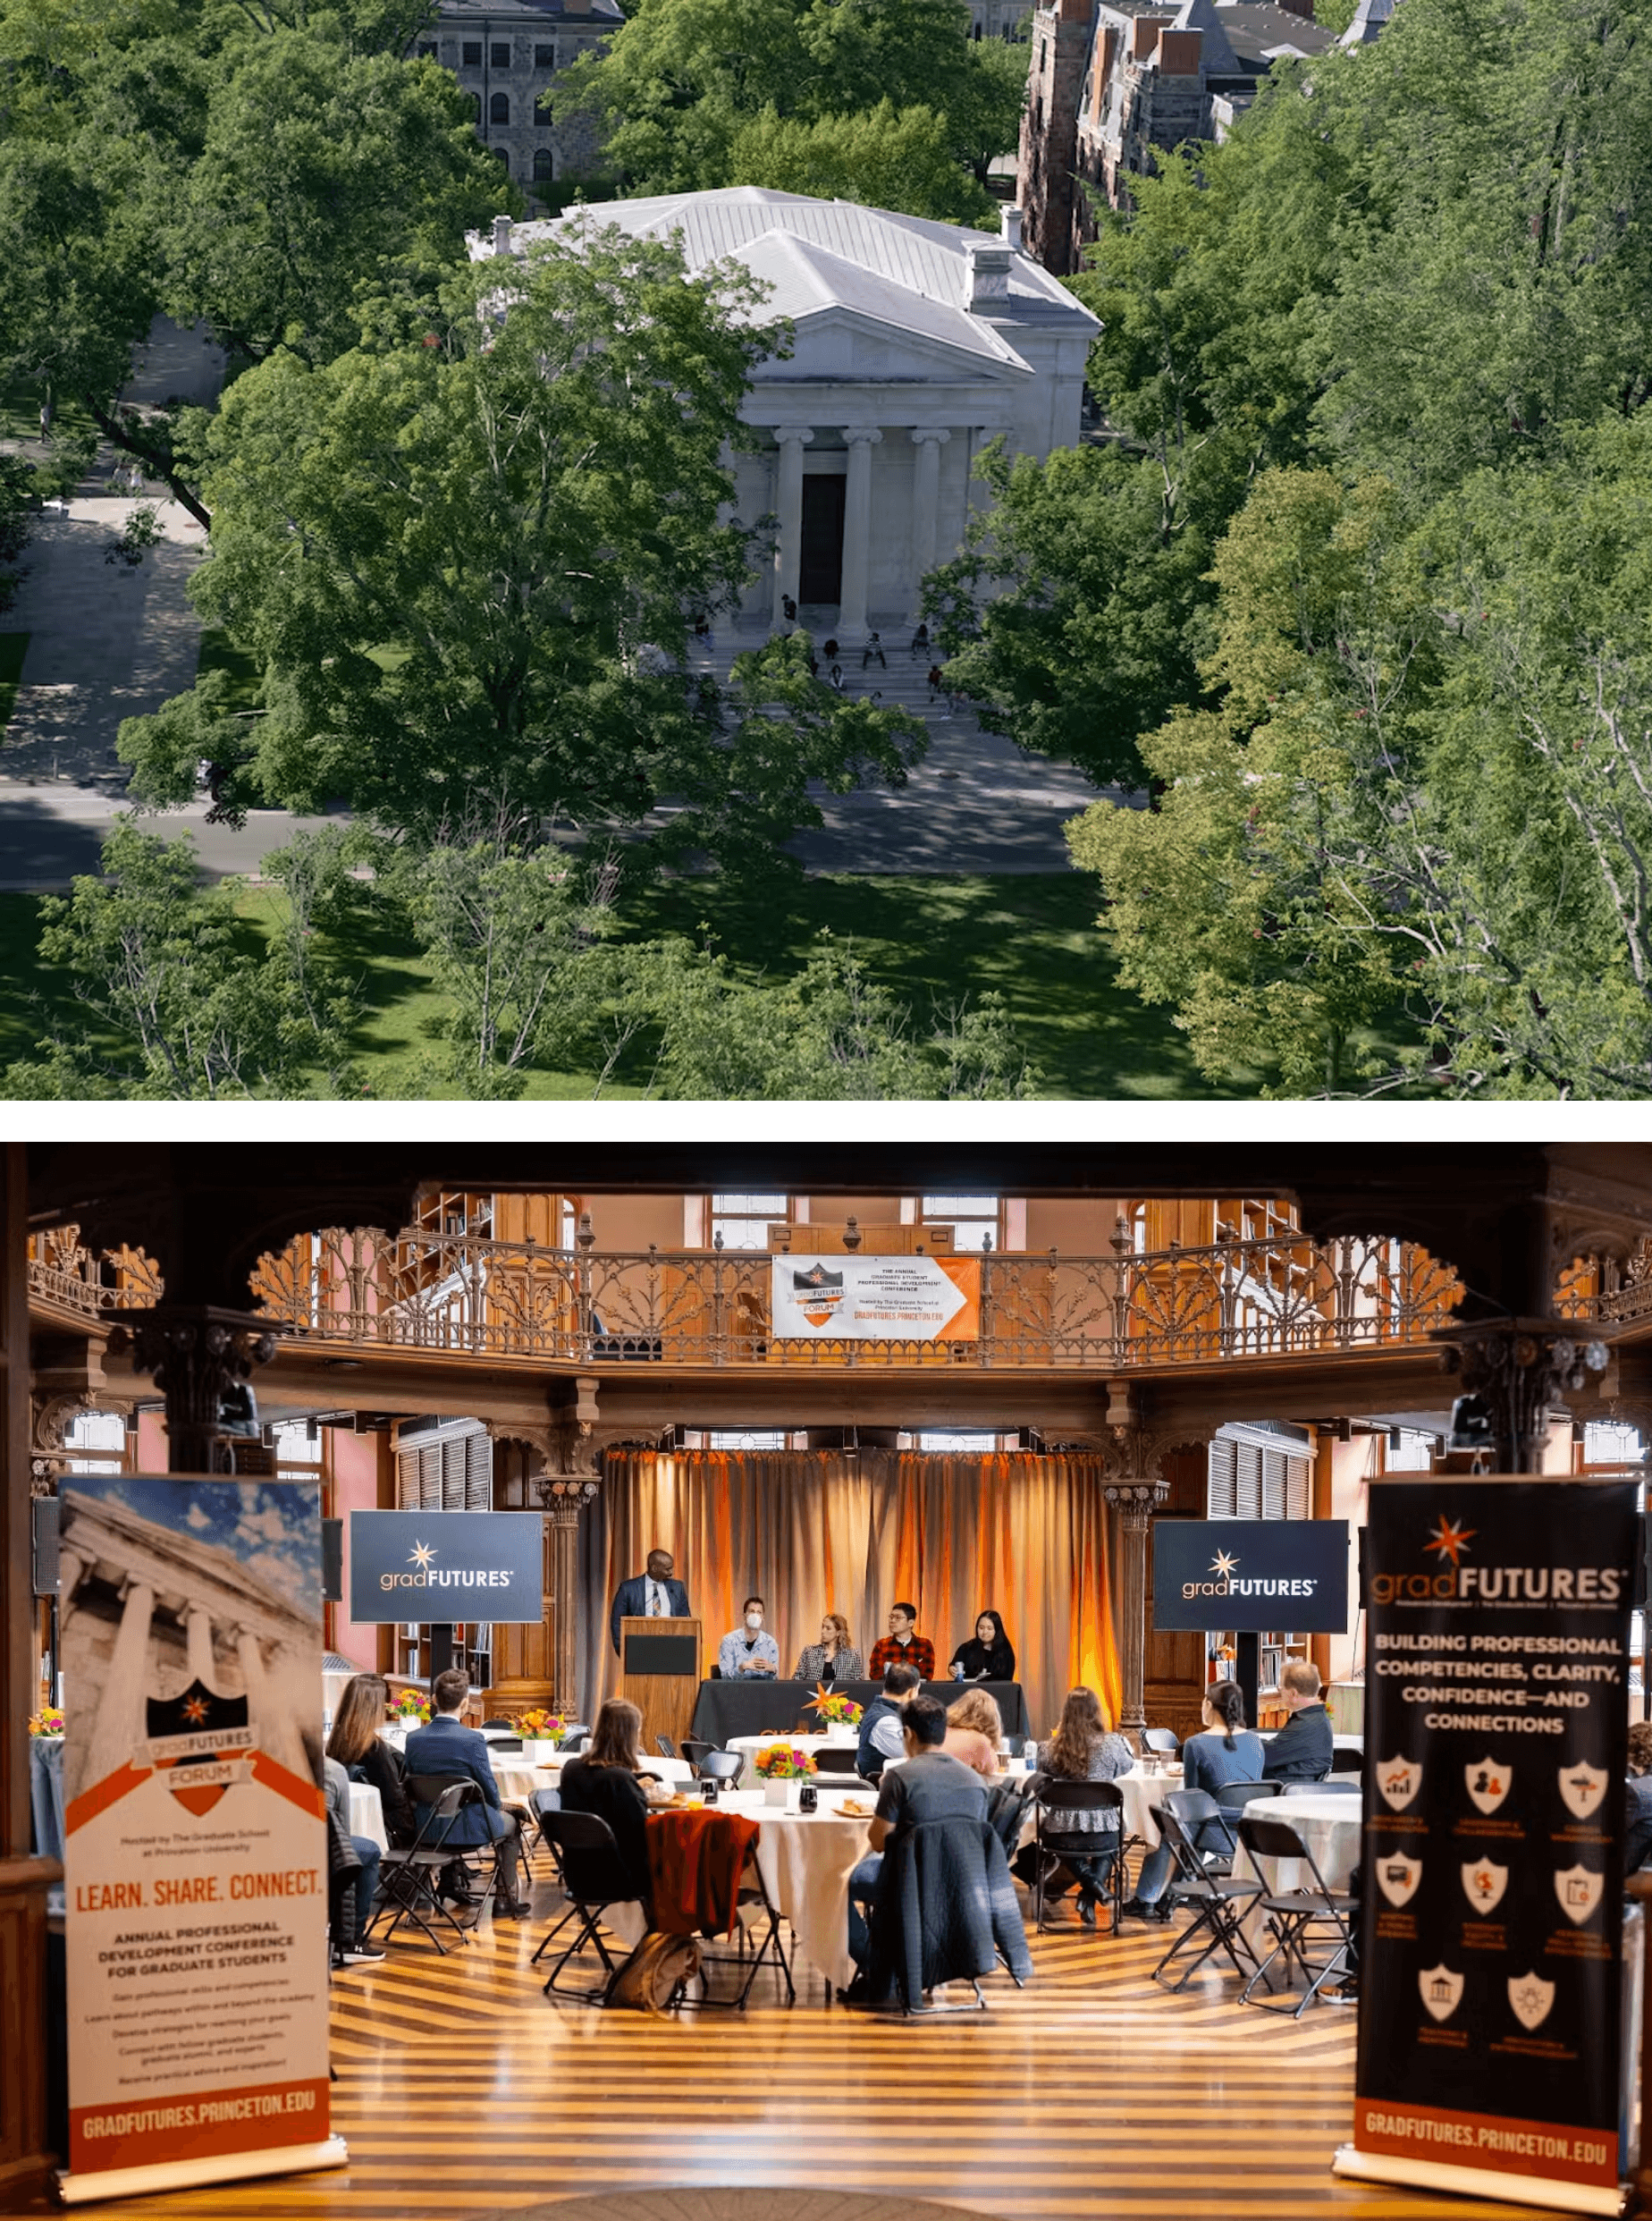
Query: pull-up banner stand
xmin=1333 ymin=1477 xmax=1638 ymax=2217
xmin=55 ymin=1474 xmax=345 ymax=2206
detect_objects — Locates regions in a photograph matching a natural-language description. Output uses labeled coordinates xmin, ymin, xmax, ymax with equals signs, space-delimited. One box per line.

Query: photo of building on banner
xmin=771 ymin=1254 xmax=981 ymax=1341
xmin=55 ymin=1474 xmax=344 ymax=2205
xmin=1334 ymin=1478 xmax=1639 ymax=2217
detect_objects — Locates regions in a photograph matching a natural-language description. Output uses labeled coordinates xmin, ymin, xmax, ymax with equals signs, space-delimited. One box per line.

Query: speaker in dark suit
xmin=611 ymin=1550 xmax=691 ymax=1652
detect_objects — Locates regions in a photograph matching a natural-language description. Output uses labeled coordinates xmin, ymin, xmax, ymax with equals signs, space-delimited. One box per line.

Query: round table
xmin=349 ymin=1781 xmax=387 ymax=1854
xmin=1231 ymin=1789 xmax=1362 ymax=1969
xmin=728 ymin=1735 xmax=861 ymax=1769
xmin=491 ymin=1752 xmax=695 ymax=1803
xmin=1117 ymin=1762 xmax=1183 ymax=1849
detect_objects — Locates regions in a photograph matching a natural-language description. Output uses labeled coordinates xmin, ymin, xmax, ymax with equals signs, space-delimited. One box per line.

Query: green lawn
xmin=0 ymin=634 xmax=29 ymax=735
xmin=0 ymin=871 xmax=1243 ymax=1099
xmin=196 ymin=628 xmax=263 ymax=711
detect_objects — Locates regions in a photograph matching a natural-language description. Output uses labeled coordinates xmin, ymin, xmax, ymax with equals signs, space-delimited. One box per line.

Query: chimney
xmin=493 ymin=214 xmax=513 ymax=257
xmin=964 ymin=241 xmax=1012 ymax=312
xmin=1000 ymin=204 xmax=1024 ymax=252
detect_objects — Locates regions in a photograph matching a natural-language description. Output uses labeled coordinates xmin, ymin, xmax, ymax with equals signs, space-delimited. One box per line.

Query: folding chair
xmin=1031 ymin=1780 xmax=1126 ymax=1934
xmin=1161 ymin=1786 xmax=1238 ymax=1870
xmin=681 ymin=1738 xmax=716 ymax=1771
xmin=656 ymin=1735 xmax=678 ymax=1760
xmin=1141 ymin=1728 xmax=1180 ymax=1756
xmin=680 ymin=1830 xmax=796 ymax=2011
xmin=1331 ymin=1738 xmax=1365 ymax=1780
xmin=1291 ymin=1778 xmax=1360 ymax=1795
xmin=404 ymin=1770 xmax=521 ymax=1921
xmin=531 ymin=1811 xmax=645 ymax=2001
xmin=812 ymin=1750 xmax=863 ymax=1783
xmin=1150 ymin=1804 xmax=1262 ymax=1992
xmin=689 ymin=1748 xmax=746 ymax=1789
xmin=557 ymin=1725 xmax=590 ymax=1752
xmin=1237 ymin=1812 xmax=1356 ymax=2017
xmin=1210 ymin=1778 xmax=1281 ymax=1832
xmin=367 ymin=1780 xmax=476 ymax=1954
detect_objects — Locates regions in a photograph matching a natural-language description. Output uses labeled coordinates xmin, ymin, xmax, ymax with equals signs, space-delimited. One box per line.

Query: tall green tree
xmin=729 ymin=100 xmax=996 ymax=226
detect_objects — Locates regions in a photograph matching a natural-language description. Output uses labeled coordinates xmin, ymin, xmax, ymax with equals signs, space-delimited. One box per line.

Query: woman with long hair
xmin=794 ymin=1612 xmax=865 ymax=1687
xmin=944 ymin=1687 xmax=1003 ymax=1780
xmin=558 ymin=1698 xmax=657 ymax=1905
xmin=325 ymin=1673 xmax=415 ymax=1847
xmin=1124 ymin=1679 xmax=1265 ymax=1921
xmin=1031 ymin=1686 xmax=1133 ymax=1927
xmin=948 ymin=1609 xmax=1016 ymax=1684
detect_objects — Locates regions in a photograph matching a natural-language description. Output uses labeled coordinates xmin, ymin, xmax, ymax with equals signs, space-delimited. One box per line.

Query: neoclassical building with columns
xmin=473 ymin=187 xmax=1100 ymax=642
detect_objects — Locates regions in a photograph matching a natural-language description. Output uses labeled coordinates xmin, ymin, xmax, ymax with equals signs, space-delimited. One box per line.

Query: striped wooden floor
xmin=11 ymin=1883 xmax=1573 ymax=2221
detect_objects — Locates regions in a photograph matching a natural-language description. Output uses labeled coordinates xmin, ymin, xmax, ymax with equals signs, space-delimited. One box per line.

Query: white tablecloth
xmin=1231 ymin=1791 xmax=1361 ymax=1972
xmin=1117 ymin=1763 xmax=1183 ymax=1849
xmin=728 ymin=1734 xmax=861 ymax=1762
xmin=491 ymin=1753 xmax=695 ymax=1803
xmin=349 ymin=1782 xmax=387 ymax=1854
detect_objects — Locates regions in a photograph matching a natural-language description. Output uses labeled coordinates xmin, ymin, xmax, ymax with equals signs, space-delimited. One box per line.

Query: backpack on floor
xmin=603 ymin=1930 xmax=700 ymax=2014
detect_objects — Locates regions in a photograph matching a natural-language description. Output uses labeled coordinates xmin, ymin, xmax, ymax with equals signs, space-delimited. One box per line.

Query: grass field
xmin=0 ymin=869 xmax=1235 ymax=1098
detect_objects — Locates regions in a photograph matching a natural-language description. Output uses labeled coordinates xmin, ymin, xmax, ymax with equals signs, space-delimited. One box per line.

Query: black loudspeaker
xmin=33 ymin=1495 xmax=59 ymax=1598
xmin=322 ymin=1518 xmax=343 ymax=1604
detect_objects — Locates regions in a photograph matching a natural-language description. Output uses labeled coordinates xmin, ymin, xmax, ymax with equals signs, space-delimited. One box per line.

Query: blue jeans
xmin=847 ymin=1853 xmax=882 ymax=1969
xmin=350 ymin=1836 xmax=382 ymax=1937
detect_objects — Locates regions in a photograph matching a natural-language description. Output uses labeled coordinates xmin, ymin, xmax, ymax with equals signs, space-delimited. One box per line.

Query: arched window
xmin=490 ymin=90 xmax=510 ymax=123
xmin=468 ymin=90 xmax=481 ymax=120
xmin=533 ymin=91 xmax=553 ymax=122
xmin=533 ymin=148 xmax=553 ymax=179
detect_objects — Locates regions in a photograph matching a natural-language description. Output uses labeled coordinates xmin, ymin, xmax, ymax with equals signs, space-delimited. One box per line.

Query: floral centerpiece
xmin=808 ymin=1687 xmax=864 ymax=1729
xmin=514 ymin=1710 xmax=565 ymax=1742
xmin=754 ymin=1744 xmax=815 ymax=1779
xmin=29 ymin=1706 xmax=64 ymax=1737
xmin=392 ymin=1689 xmax=433 ymax=1727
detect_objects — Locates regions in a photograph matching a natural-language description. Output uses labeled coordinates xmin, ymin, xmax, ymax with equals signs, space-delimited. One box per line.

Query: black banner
xmin=1348 ymin=1478 xmax=1636 ymax=2203
xmin=347 ymin=1510 xmax=545 ymax=1624
xmin=1151 ymin=1517 xmax=1349 ymax=1632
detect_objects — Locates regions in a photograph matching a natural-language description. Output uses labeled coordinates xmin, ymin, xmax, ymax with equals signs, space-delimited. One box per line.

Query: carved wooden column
xmin=1103 ymin=1482 xmax=1164 ymax=1748
xmin=541 ymin=1474 xmax=600 ymax=1719
xmin=1437 ymin=1320 xmax=1611 ymax=1473
xmin=114 ymin=1308 xmax=278 ymax=1474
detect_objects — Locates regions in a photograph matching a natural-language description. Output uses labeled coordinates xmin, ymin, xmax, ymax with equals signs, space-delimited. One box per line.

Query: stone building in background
xmin=1017 ymin=0 xmax=1332 ymax=274
xmin=414 ymin=0 xmax=621 ymax=203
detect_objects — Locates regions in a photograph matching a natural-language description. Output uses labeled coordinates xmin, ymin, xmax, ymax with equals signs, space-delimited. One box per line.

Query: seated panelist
xmin=795 ymin=1612 xmax=865 ymax=1686
xmin=717 ymin=1595 xmax=780 ymax=1678
xmin=948 ymin=1609 xmax=1016 ymax=1684
xmin=868 ymin=1600 xmax=935 ymax=1682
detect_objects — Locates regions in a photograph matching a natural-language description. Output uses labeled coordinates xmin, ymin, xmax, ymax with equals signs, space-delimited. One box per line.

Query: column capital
xmin=908 ymin=426 xmax=952 ymax=447
xmin=839 ymin=426 xmax=883 ymax=447
xmin=771 ymin=426 xmax=814 ymax=448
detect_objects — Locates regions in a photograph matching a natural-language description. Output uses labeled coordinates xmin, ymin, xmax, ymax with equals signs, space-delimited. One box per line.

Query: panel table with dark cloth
xmin=688 ymin=1680 xmax=1027 ymax=1745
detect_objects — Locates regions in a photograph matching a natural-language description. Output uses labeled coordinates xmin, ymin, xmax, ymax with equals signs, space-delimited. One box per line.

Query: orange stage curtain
xmin=579 ymin=1450 xmax=1123 ymax=1741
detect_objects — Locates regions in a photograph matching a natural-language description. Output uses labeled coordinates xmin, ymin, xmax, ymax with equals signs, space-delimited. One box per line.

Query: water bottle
xmin=952 ymin=1661 xmax=965 ymax=1682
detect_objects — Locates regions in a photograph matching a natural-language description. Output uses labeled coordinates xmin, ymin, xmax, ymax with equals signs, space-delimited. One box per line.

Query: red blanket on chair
xmin=646 ymin=1809 xmax=760 ymax=1938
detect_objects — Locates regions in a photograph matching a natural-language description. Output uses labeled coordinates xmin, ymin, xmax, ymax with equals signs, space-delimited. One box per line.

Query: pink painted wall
xmin=331 ymin=1429 xmax=389 ymax=1670
xmin=135 ymin=1410 xmax=167 ymax=1473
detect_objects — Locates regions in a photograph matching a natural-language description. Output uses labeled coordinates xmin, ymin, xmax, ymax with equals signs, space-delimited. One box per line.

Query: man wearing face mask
xmin=717 ymin=1596 xmax=780 ymax=1679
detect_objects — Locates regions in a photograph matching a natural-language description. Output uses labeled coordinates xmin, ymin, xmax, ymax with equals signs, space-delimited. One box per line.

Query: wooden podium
xmin=618 ymin=1617 xmax=702 ymax=1749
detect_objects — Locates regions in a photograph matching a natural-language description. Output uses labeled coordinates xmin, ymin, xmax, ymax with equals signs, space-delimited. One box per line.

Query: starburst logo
xmin=409 ymin=1540 xmax=437 ymax=1570
xmin=1210 ymin=1550 xmax=1240 ymax=1578
xmin=1425 ymin=1516 xmax=1476 ymax=1568
xmin=181 ymin=1694 xmax=209 ymax=1725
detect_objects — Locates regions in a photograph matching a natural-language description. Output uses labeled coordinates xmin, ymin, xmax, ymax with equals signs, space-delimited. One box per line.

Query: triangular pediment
xmin=735 ymin=232 xmax=1034 ymax=383
xmin=771 ymin=300 xmax=1032 ymax=385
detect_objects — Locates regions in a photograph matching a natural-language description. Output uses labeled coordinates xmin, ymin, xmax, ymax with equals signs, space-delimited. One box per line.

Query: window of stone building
xmin=491 ymin=89 xmax=510 ymax=121
xmin=462 ymin=39 xmax=482 ymax=63
xmin=417 ymin=38 xmax=437 ymax=55
xmin=533 ymin=91 xmax=552 ymax=122
xmin=533 ymin=147 xmax=553 ymax=177
xmin=535 ymin=39 xmax=555 ymax=63
xmin=491 ymin=38 xmax=510 ymax=63
xmin=468 ymin=89 xmax=481 ymax=116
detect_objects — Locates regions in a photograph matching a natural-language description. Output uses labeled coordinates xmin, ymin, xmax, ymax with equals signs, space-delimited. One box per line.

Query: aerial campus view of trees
xmin=0 ymin=0 xmax=1648 ymax=1096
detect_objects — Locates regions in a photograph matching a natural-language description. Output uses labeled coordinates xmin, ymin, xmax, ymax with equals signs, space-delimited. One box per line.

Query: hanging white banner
xmin=771 ymin=1254 xmax=981 ymax=1340
xmin=56 ymin=1475 xmax=346 ymax=2204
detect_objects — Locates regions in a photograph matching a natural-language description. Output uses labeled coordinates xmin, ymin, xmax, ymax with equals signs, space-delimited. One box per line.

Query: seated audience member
xmin=1626 ymin=1721 xmax=1652 ymax=1873
xmin=404 ymin=1668 xmax=528 ymax=1916
xmin=847 ymin=1695 xmax=988 ymax=1966
xmin=1125 ymin=1680 xmax=1263 ymax=1918
xmin=558 ymin=1697 xmax=658 ymax=1909
xmin=323 ymin=1752 xmax=385 ymax=1963
xmin=1261 ymin=1660 xmax=1334 ymax=1783
xmin=1024 ymin=1685 xmax=1133 ymax=1928
xmin=869 ymin=1600 xmax=935 ymax=1682
xmin=948 ymin=1609 xmax=1016 ymax=1684
xmin=795 ymin=1613 xmax=865 ymax=1687
xmin=327 ymin=1672 xmax=416 ymax=1848
xmin=944 ymin=1687 xmax=1004 ymax=1781
xmin=717 ymin=1596 xmax=780 ymax=1679
xmin=856 ymin=1663 xmax=923 ymax=1780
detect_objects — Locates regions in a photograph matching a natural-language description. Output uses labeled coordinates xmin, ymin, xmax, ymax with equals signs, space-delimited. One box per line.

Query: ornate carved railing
xmin=237 ymin=1228 xmax=1472 ymax=1372
xmin=25 ymin=1228 xmax=163 ymax=1317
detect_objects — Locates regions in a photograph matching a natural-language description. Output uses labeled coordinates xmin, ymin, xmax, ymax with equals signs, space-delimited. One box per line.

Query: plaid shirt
xmin=868 ymin=1634 xmax=935 ymax=1681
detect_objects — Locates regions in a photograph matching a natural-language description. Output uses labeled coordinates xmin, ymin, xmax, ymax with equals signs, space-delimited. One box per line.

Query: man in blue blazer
xmin=610 ymin=1546 xmax=692 ymax=1654
xmin=404 ymin=1670 xmax=527 ymax=1915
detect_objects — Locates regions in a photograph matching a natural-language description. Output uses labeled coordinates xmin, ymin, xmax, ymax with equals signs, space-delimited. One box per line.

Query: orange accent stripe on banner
xmin=65 ymin=1761 xmax=152 ymax=1837
xmin=937 ymin=1256 xmax=982 ymax=1340
xmin=69 ymin=2077 xmax=330 ymax=2175
xmin=1355 ymin=2099 xmax=1616 ymax=2188
xmin=249 ymin=1751 xmax=326 ymax=1820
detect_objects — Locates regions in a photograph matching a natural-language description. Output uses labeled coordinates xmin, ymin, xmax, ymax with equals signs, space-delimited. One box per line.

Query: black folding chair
xmin=1331 ymin=1738 xmax=1365 ymax=1779
xmin=557 ymin=1725 xmax=590 ymax=1752
xmin=485 ymin=1735 xmax=525 ymax=1753
xmin=1032 ymin=1780 xmax=1126 ymax=1934
xmin=1161 ymin=1786 xmax=1238 ymax=1871
xmin=1237 ymin=1812 xmax=1356 ymax=2017
xmin=367 ymin=1780 xmax=476 ymax=1954
xmin=681 ymin=1738 xmax=716 ymax=1771
xmin=1150 ymin=1804 xmax=1262 ymax=1992
xmin=531 ymin=1811 xmax=646 ymax=2001
xmin=483 ymin=1716 xmax=519 ymax=1729
xmin=689 ymin=1748 xmax=746 ymax=1789
xmin=403 ymin=1770 xmax=521 ymax=1922
xmin=677 ymin=1828 xmax=796 ymax=2011
xmin=1141 ymin=1728 xmax=1180 ymax=1756
xmin=1210 ymin=1779 xmax=1281 ymax=1830
xmin=1290 ymin=1778 xmax=1360 ymax=1796
xmin=656 ymin=1735 xmax=678 ymax=1760
xmin=812 ymin=1749 xmax=863 ymax=1781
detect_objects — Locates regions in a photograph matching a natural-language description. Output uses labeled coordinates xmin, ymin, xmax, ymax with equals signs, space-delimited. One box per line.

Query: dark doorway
xmin=799 ymin=475 xmax=846 ymax=605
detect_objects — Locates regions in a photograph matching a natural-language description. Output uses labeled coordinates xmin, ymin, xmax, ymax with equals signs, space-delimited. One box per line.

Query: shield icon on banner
xmin=1461 ymin=1858 xmax=1508 ymax=1913
xmin=1508 ymin=1973 xmax=1555 ymax=2031
xmin=1555 ymin=1864 xmax=1604 ymax=1924
xmin=1377 ymin=1756 xmax=1421 ymax=1811
xmin=1557 ymin=1762 xmax=1609 ymax=1821
xmin=1376 ymin=1853 xmax=1422 ymax=1908
xmin=1465 ymin=1758 xmax=1511 ymax=1815
xmin=1419 ymin=1964 xmax=1464 ymax=2023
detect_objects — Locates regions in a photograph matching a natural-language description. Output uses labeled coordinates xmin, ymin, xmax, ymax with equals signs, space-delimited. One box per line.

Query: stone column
xmin=907 ymin=428 xmax=950 ymax=617
xmin=837 ymin=426 xmax=882 ymax=643
xmin=85 ymin=1577 xmax=155 ymax=1788
xmin=185 ymin=1602 xmax=215 ymax=1687
xmin=540 ymin=1474 xmax=601 ymax=1719
xmin=771 ymin=427 xmax=813 ymax=629
xmin=1103 ymin=1485 xmax=1161 ymax=1747
xmin=57 ymin=1550 xmax=85 ymax=1608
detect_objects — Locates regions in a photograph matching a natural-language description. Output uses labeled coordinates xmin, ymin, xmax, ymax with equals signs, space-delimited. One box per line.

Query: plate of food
xmin=837 ymin=1795 xmax=874 ymax=1817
